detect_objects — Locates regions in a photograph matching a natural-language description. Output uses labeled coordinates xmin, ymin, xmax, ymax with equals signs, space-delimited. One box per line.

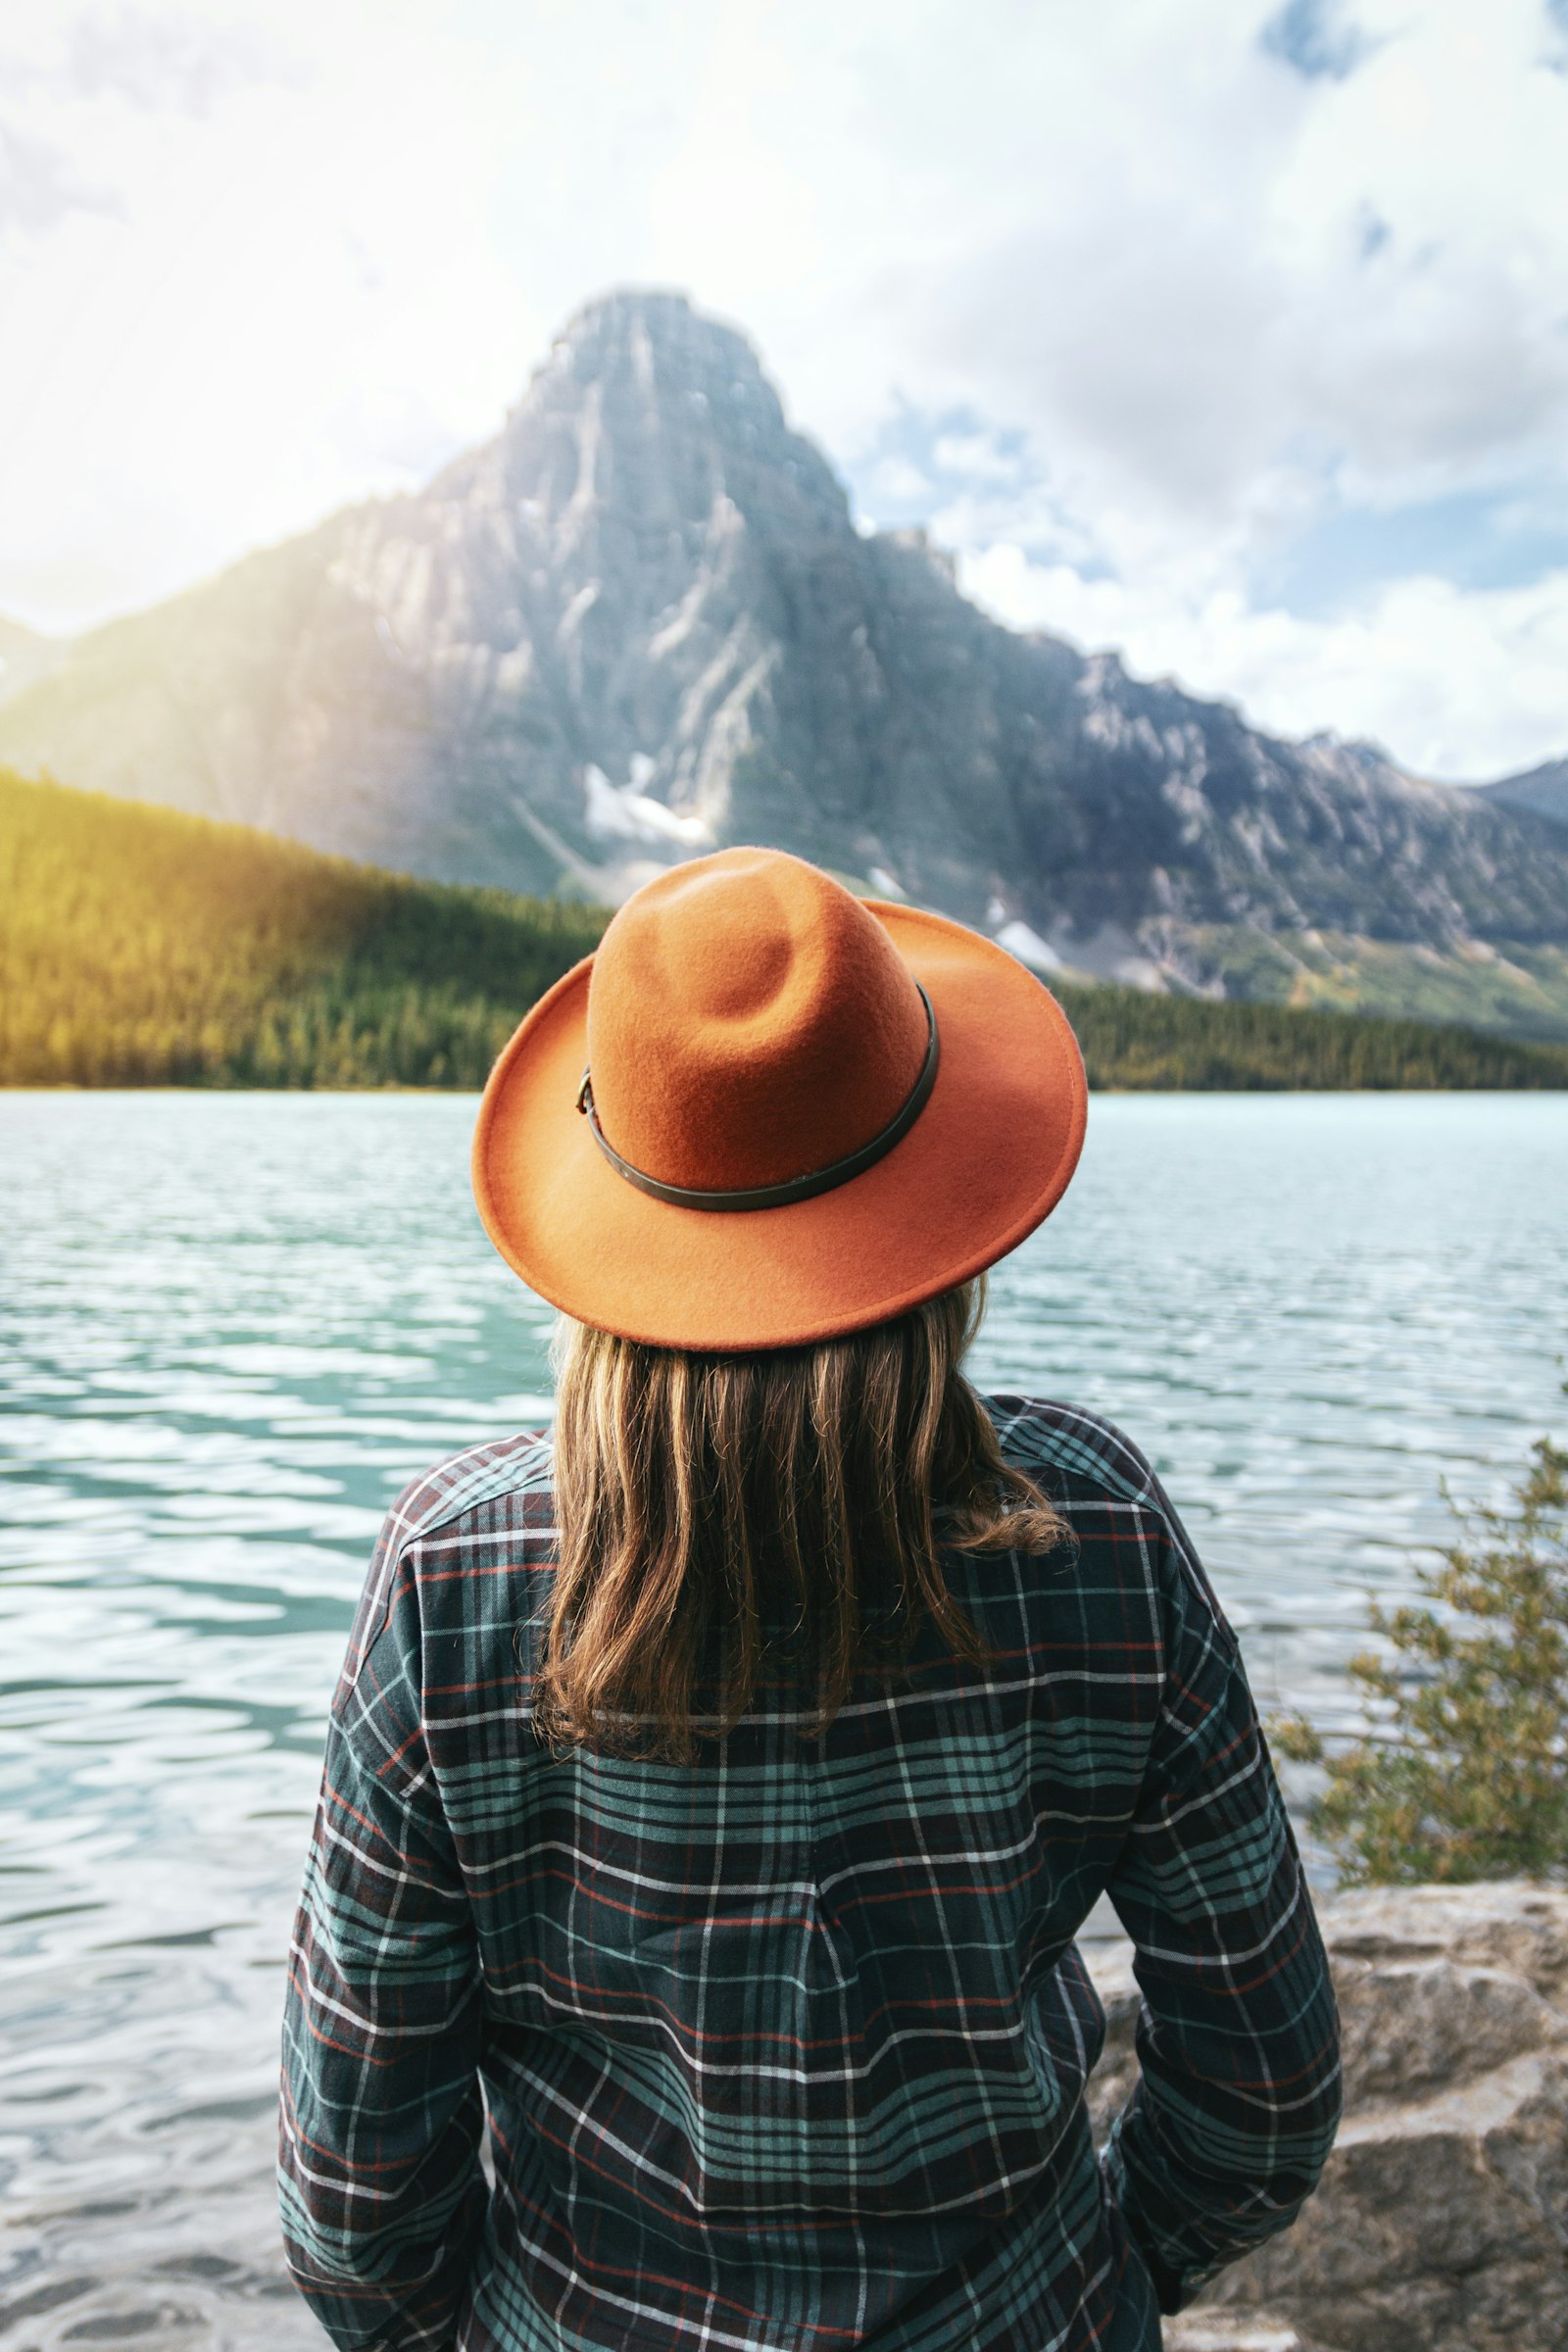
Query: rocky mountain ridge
xmin=2 ymin=291 xmax=1566 ymax=1014
xmin=1479 ymin=757 xmax=1568 ymax=832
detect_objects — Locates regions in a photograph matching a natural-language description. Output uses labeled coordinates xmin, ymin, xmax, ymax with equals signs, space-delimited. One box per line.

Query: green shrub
xmin=1274 ymin=1413 xmax=1568 ymax=1885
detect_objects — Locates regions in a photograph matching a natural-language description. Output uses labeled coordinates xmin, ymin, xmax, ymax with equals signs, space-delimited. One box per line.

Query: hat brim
xmin=471 ymin=902 xmax=1087 ymax=1351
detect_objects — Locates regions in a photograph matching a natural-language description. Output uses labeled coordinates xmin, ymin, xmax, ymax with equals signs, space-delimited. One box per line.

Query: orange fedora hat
xmin=472 ymin=847 xmax=1087 ymax=1351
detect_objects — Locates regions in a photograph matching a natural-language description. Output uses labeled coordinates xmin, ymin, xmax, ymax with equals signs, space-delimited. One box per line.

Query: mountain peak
xmin=4 ymin=290 xmax=1568 ymax=1027
xmin=550 ymin=287 xmax=764 ymax=383
xmin=470 ymin=284 xmax=848 ymax=541
xmin=525 ymin=284 xmax=789 ymax=452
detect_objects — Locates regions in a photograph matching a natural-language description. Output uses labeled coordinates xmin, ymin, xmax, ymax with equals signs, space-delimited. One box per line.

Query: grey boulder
xmin=1084 ymin=1882 xmax=1568 ymax=2352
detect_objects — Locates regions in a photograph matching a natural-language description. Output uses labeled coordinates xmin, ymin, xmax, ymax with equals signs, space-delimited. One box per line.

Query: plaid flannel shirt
xmin=279 ymin=1396 xmax=1341 ymax=2351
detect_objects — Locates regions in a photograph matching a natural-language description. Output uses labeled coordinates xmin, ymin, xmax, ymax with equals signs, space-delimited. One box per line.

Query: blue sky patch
xmin=840 ymin=403 xmax=1118 ymax=581
xmin=1253 ymin=483 xmax=1568 ymax=614
xmin=840 ymin=400 xmax=1032 ymax=531
xmin=1261 ymin=0 xmax=1372 ymax=80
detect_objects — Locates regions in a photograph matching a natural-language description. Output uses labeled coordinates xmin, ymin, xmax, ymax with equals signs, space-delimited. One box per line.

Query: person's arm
xmin=278 ymin=1592 xmax=486 ymax=2352
xmin=1102 ymin=1518 xmax=1342 ymax=2316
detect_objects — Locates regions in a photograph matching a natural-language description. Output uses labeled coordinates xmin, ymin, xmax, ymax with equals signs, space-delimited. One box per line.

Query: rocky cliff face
xmin=1480 ymin=757 xmax=1568 ymax=832
xmin=1086 ymin=1882 xmax=1568 ymax=2352
xmin=3 ymin=291 xmax=1567 ymax=990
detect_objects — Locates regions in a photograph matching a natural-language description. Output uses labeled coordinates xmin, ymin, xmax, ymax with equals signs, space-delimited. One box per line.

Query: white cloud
xmin=0 ymin=0 xmax=1563 ymax=775
xmin=63 ymin=6 xmax=302 ymax=115
xmin=0 ymin=118 xmax=121 ymax=236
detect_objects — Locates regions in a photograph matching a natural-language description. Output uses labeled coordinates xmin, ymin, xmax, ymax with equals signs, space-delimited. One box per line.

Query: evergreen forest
xmin=5 ymin=770 xmax=1567 ymax=1094
xmin=2 ymin=771 xmax=604 ymax=1089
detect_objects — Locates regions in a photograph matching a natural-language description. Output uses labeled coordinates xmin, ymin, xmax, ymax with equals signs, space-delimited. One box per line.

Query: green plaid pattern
xmin=279 ymin=1396 xmax=1340 ymax=2350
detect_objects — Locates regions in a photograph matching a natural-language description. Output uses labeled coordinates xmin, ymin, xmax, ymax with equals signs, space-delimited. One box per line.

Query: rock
xmin=1084 ymin=1884 xmax=1568 ymax=2352
xmin=1165 ymin=2321 xmax=1303 ymax=2352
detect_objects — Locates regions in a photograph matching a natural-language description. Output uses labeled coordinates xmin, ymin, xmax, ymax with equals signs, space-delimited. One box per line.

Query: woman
xmin=279 ymin=848 xmax=1341 ymax=2351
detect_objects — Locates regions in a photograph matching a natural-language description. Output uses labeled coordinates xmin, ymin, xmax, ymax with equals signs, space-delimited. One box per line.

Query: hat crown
xmin=585 ymin=849 xmax=931 ymax=1196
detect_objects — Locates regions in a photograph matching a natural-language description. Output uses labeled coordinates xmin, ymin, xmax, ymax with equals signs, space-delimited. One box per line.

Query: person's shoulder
xmin=981 ymin=1392 xmax=1168 ymax=1513
xmin=980 ymin=1391 xmax=1236 ymax=1641
xmin=381 ymin=1426 xmax=557 ymax=1552
xmin=340 ymin=1428 xmax=556 ymax=1693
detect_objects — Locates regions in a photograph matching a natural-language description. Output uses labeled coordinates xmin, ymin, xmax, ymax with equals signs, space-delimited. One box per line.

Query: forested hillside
xmin=1 ymin=771 xmax=604 ymax=1088
xmin=5 ymin=772 xmax=1567 ymax=1093
xmin=1051 ymin=981 xmax=1568 ymax=1091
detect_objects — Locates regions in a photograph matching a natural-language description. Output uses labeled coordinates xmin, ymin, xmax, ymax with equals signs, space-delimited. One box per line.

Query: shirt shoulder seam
xmin=981 ymin=1392 xmax=1165 ymax=1513
xmin=980 ymin=1391 xmax=1238 ymax=1647
xmin=392 ymin=1427 xmax=557 ymax=1549
xmin=341 ymin=1429 xmax=556 ymax=1700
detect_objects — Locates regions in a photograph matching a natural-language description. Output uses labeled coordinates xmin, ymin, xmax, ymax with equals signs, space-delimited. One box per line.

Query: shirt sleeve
xmin=1102 ymin=1512 xmax=1343 ymax=2315
xmin=278 ymin=1572 xmax=487 ymax=2352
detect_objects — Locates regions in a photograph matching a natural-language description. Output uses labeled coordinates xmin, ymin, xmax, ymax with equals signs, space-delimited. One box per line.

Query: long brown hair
xmin=540 ymin=1280 xmax=1067 ymax=1759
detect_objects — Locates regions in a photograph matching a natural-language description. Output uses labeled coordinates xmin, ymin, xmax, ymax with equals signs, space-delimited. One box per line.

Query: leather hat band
xmin=575 ymin=985 xmax=941 ymax=1213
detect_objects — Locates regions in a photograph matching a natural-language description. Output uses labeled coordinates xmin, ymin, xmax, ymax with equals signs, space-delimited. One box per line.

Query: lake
xmin=2 ymin=1090 xmax=1565 ymax=2346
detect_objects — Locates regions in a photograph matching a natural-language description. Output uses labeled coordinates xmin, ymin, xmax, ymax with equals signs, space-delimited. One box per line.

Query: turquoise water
xmin=1 ymin=1090 xmax=1564 ymax=2345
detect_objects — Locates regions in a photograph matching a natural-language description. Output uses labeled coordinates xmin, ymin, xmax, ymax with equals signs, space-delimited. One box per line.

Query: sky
xmin=2 ymin=0 xmax=1566 ymax=781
